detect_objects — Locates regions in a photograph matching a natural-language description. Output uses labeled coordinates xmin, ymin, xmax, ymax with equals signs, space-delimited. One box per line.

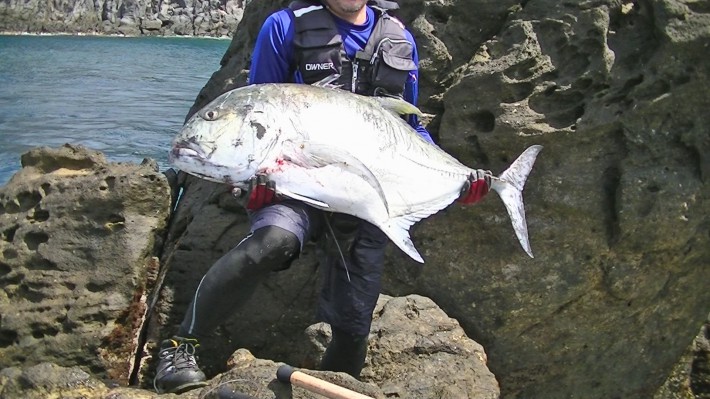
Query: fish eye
xmin=201 ymin=109 xmax=220 ymax=121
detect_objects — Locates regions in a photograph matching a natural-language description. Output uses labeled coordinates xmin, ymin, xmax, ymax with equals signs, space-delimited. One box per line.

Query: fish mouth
xmin=169 ymin=140 xmax=207 ymax=163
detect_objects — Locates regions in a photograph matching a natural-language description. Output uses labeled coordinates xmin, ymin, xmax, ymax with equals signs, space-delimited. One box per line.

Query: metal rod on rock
xmin=276 ymin=364 xmax=375 ymax=399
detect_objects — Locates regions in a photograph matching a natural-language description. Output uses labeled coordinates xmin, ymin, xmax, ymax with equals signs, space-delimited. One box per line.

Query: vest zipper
xmin=351 ymin=59 xmax=359 ymax=92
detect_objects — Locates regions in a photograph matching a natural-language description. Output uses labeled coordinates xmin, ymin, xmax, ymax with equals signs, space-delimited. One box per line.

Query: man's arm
xmin=240 ymin=10 xmax=296 ymax=211
xmin=403 ymin=30 xmax=434 ymax=143
xmin=248 ymin=10 xmax=296 ymax=85
xmin=402 ymin=30 xmax=490 ymax=203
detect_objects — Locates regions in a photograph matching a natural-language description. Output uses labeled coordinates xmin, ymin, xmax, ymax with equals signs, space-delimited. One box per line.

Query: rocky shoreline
xmin=0 ymin=31 xmax=232 ymax=38
xmin=0 ymin=0 xmax=246 ymax=38
xmin=1 ymin=0 xmax=710 ymax=398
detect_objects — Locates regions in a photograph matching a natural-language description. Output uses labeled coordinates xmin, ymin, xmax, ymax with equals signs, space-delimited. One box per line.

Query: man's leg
xmin=317 ymin=217 xmax=388 ymax=379
xmin=178 ymin=225 xmax=301 ymax=338
xmin=320 ymin=325 xmax=370 ymax=377
xmin=155 ymin=201 xmax=318 ymax=393
xmin=155 ymin=225 xmax=300 ymax=393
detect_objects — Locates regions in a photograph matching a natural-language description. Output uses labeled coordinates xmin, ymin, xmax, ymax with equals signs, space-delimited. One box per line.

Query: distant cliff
xmin=0 ymin=0 xmax=247 ymax=37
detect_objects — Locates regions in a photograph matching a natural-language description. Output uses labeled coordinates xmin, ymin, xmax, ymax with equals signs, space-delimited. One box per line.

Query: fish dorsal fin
xmin=283 ymin=140 xmax=390 ymax=214
xmin=373 ymin=96 xmax=423 ymax=117
xmin=310 ymin=75 xmax=420 ymax=118
xmin=311 ymin=74 xmax=342 ymax=89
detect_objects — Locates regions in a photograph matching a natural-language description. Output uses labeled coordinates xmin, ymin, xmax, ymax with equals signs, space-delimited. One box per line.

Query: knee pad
xmin=244 ymin=225 xmax=300 ymax=271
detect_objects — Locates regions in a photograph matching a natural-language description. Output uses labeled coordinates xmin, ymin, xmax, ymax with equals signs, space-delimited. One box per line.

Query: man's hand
xmin=458 ymin=169 xmax=491 ymax=205
xmin=232 ymin=174 xmax=279 ymax=211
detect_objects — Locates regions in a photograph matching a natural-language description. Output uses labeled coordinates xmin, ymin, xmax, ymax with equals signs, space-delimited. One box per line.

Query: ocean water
xmin=0 ymin=34 xmax=230 ymax=186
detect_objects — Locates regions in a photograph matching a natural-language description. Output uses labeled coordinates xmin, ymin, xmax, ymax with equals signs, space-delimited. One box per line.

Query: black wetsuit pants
xmin=176 ymin=201 xmax=388 ymax=378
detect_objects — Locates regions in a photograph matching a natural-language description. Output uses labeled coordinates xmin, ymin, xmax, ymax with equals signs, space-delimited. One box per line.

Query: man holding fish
xmin=154 ymin=0 xmax=491 ymax=393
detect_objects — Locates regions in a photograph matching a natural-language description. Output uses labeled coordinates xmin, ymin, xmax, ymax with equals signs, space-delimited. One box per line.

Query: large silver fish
xmin=169 ymin=83 xmax=542 ymax=263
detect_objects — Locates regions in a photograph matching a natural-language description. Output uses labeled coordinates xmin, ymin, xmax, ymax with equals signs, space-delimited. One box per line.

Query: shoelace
xmin=153 ymin=341 xmax=199 ymax=392
xmin=169 ymin=342 xmax=199 ymax=369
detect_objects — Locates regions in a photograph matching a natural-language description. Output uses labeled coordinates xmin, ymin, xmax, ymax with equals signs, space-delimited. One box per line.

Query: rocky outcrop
xmin=691 ymin=317 xmax=710 ymax=398
xmin=655 ymin=315 xmax=710 ymax=399
xmin=0 ymin=0 xmax=246 ymax=37
xmin=0 ymin=145 xmax=172 ymax=384
xmin=0 ymin=277 xmax=499 ymax=398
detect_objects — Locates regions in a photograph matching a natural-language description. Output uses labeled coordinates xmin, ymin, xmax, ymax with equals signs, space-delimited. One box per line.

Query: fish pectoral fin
xmin=373 ymin=96 xmax=423 ymax=117
xmin=284 ymin=141 xmax=390 ymax=214
xmin=277 ymin=188 xmax=330 ymax=208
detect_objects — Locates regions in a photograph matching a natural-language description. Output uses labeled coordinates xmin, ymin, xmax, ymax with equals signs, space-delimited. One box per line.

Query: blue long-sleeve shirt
xmin=248 ymin=6 xmax=433 ymax=143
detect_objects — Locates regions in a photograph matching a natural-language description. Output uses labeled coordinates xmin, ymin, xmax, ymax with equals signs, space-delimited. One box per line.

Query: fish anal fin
xmin=378 ymin=215 xmax=424 ymax=263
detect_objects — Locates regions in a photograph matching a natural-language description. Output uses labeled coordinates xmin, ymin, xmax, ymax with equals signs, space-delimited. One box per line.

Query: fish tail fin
xmin=489 ymin=145 xmax=543 ymax=258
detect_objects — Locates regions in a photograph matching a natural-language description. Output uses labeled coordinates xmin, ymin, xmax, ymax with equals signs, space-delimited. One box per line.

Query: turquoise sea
xmin=0 ymin=34 xmax=230 ymax=186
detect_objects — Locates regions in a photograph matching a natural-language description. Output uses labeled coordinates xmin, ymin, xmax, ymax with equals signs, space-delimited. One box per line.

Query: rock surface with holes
xmin=0 ymin=295 xmax=499 ymax=398
xmin=0 ymin=144 xmax=171 ymax=384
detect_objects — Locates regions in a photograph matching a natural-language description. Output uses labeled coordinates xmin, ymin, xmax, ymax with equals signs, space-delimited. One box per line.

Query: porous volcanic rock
xmin=0 ymin=144 xmax=172 ymax=384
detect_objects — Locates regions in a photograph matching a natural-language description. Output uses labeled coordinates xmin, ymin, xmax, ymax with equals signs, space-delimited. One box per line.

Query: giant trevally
xmin=169 ymin=82 xmax=542 ymax=263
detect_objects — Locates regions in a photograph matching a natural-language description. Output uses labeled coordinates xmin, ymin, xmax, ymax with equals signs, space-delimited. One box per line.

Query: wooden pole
xmin=276 ymin=364 xmax=375 ymax=399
